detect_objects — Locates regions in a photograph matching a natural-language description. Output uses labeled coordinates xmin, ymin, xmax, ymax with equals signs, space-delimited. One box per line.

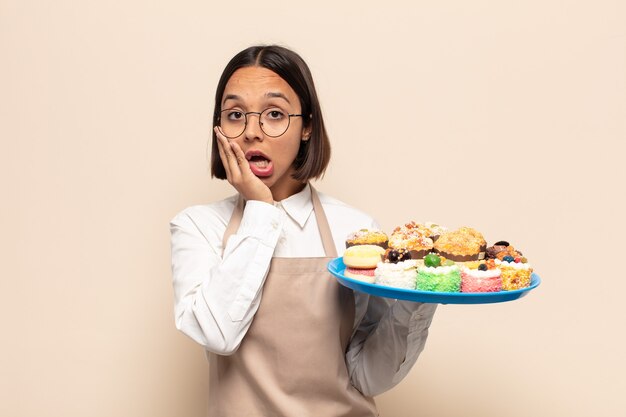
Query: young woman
xmin=170 ymin=45 xmax=437 ymax=416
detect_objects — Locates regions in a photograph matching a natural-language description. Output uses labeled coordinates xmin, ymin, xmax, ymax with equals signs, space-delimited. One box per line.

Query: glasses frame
xmin=218 ymin=108 xmax=304 ymax=139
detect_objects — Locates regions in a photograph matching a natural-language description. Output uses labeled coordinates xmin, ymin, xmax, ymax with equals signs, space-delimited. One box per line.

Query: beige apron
xmin=208 ymin=187 xmax=378 ymax=417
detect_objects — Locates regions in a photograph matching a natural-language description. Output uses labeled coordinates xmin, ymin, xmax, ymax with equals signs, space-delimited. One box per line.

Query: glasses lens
xmin=260 ymin=109 xmax=289 ymax=137
xmin=261 ymin=108 xmax=289 ymax=137
xmin=219 ymin=109 xmax=246 ymax=138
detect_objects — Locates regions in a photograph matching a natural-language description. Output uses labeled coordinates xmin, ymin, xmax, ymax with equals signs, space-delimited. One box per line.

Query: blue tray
xmin=327 ymin=257 xmax=541 ymax=305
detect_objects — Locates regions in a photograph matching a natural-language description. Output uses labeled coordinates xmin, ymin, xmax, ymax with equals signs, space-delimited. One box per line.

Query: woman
xmin=170 ymin=45 xmax=437 ymax=416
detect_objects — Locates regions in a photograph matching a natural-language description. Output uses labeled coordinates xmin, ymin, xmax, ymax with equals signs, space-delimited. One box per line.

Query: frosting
xmin=346 ymin=229 xmax=388 ymax=245
xmin=376 ymin=259 xmax=418 ymax=271
xmin=418 ymin=265 xmax=460 ymax=275
xmin=389 ymin=221 xmax=434 ymax=250
xmin=424 ymin=221 xmax=448 ymax=237
xmin=374 ymin=260 xmax=418 ymax=289
xmin=461 ymin=267 xmax=501 ymax=279
xmin=416 ymin=265 xmax=461 ymax=292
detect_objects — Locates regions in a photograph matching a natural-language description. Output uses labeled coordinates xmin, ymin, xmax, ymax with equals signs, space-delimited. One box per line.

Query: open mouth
xmin=245 ymin=150 xmax=274 ymax=177
xmin=248 ymin=154 xmax=270 ymax=167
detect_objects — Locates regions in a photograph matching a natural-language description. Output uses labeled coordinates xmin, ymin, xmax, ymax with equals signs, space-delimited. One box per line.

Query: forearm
xmin=170 ymin=201 xmax=283 ymax=354
xmin=173 ymin=237 xmax=274 ymax=353
xmin=347 ymin=300 xmax=438 ymax=396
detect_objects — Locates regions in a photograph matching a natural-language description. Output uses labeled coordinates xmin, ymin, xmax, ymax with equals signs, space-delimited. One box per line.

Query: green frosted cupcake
xmin=416 ymin=264 xmax=461 ymax=292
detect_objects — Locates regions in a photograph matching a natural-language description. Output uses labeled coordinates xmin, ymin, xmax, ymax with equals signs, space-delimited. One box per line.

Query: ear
xmin=302 ymin=125 xmax=312 ymax=141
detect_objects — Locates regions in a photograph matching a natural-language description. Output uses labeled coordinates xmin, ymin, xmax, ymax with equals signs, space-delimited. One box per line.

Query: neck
xmin=270 ymin=178 xmax=307 ymax=202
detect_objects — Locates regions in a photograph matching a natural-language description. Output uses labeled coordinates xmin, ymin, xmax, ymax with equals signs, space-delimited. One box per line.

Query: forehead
xmin=223 ymin=66 xmax=299 ymax=105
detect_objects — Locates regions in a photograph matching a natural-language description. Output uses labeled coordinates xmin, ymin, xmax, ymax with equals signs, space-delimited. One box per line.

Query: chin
xmin=257 ymin=175 xmax=276 ymax=187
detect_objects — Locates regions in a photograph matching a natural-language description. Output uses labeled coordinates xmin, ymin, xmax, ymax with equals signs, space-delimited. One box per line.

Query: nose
xmin=243 ymin=112 xmax=264 ymax=142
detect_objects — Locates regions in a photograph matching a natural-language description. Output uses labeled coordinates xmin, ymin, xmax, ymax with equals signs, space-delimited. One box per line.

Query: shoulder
xmin=316 ymin=190 xmax=380 ymax=252
xmin=318 ymin=191 xmax=376 ymax=224
xmin=170 ymin=195 xmax=238 ymax=242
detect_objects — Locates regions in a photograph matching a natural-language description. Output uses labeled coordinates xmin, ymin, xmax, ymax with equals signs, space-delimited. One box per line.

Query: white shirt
xmin=170 ymin=184 xmax=437 ymax=397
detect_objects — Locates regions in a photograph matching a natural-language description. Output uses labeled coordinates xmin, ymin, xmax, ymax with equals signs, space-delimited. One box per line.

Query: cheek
xmin=275 ymin=135 xmax=304 ymax=165
xmin=287 ymin=139 xmax=305 ymax=162
xmin=230 ymin=137 xmax=245 ymax=148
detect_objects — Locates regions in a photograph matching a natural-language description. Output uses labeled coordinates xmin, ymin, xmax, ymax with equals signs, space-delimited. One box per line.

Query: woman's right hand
xmin=215 ymin=127 xmax=274 ymax=204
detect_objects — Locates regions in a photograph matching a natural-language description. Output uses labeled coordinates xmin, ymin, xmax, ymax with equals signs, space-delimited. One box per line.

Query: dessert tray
xmin=327 ymin=257 xmax=541 ymax=305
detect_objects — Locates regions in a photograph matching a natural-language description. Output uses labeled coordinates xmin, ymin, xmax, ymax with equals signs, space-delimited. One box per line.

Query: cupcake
xmin=496 ymin=256 xmax=533 ymax=290
xmin=416 ymin=253 xmax=461 ymax=292
xmin=374 ymin=260 xmax=419 ymax=289
xmin=345 ymin=229 xmax=389 ymax=249
xmin=461 ymin=259 xmax=502 ymax=293
xmin=424 ymin=221 xmax=448 ymax=242
xmin=433 ymin=227 xmax=487 ymax=261
xmin=388 ymin=221 xmax=434 ymax=259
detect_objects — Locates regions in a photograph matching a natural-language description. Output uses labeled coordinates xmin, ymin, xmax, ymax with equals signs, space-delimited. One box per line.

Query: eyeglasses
xmin=218 ymin=108 xmax=304 ymax=138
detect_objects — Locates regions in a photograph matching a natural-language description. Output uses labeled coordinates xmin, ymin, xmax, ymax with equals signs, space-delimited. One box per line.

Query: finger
xmin=229 ymin=141 xmax=251 ymax=175
xmin=228 ymin=140 xmax=273 ymax=204
xmin=215 ymin=128 xmax=242 ymax=183
xmin=214 ymin=129 xmax=232 ymax=179
xmin=216 ymin=127 xmax=243 ymax=182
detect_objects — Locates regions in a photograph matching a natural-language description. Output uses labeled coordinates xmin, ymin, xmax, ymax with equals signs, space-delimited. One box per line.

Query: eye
xmin=265 ymin=109 xmax=285 ymax=120
xmin=227 ymin=110 xmax=244 ymax=121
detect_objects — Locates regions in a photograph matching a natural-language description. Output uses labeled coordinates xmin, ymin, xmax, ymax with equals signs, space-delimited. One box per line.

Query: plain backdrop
xmin=2 ymin=1 xmax=625 ymax=416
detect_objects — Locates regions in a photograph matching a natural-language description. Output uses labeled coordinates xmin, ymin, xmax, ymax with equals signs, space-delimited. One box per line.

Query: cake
xmin=486 ymin=240 xmax=524 ymax=260
xmin=496 ymin=257 xmax=533 ymax=290
xmin=345 ymin=229 xmax=389 ymax=249
xmin=461 ymin=259 xmax=502 ymax=292
xmin=374 ymin=260 xmax=419 ymax=289
xmin=343 ymin=244 xmax=385 ymax=283
xmin=344 ymin=267 xmax=377 ymax=282
xmin=416 ymin=253 xmax=461 ymax=292
xmin=388 ymin=221 xmax=434 ymax=259
xmin=433 ymin=227 xmax=487 ymax=261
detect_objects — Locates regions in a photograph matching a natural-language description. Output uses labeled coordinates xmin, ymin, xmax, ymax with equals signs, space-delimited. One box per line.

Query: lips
xmin=245 ymin=150 xmax=274 ymax=177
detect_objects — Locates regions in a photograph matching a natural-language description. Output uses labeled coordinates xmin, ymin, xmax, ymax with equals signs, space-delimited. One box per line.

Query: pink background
xmin=2 ymin=1 xmax=625 ymax=416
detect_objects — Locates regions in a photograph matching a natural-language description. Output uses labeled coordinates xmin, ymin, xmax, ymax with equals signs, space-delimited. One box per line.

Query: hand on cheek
xmin=215 ymin=127 xmax=273 ymax=204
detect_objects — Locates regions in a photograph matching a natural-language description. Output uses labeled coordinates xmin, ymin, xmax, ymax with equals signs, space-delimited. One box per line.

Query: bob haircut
xmin=210 ymin=45 xmax=331 ymax=181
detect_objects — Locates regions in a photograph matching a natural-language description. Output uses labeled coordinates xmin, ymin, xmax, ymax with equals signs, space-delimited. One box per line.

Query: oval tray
xmin=327 ymin=257 xmax=541 ymax=305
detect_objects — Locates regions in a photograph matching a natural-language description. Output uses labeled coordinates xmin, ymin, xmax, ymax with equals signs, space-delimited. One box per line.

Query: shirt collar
xmin=275 ymin=183 xmax=313 ymax=228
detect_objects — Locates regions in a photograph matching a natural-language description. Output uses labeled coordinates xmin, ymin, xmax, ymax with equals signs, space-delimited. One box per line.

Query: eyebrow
xmin=222 ymin=92 xmax=292 ymax=106
xmin=222 ymin=94 xmax=241 ymax=106
xmin=265 ymin=92 xmax=291 ymax=104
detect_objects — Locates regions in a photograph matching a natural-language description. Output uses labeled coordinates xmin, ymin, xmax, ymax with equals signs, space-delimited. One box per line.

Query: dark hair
xmin=210 ymin=45 xmax=330 ymax=181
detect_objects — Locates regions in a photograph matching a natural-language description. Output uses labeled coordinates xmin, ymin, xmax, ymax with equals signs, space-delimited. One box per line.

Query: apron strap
xmin=310 ymin=186 xmax=338 ymax=258
xmin=221 ymin=184 xmax=337 ymax=258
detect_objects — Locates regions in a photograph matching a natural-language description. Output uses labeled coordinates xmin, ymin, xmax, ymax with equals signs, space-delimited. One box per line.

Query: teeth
xmin=252 ymin=159 xmax=268 ymax=168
